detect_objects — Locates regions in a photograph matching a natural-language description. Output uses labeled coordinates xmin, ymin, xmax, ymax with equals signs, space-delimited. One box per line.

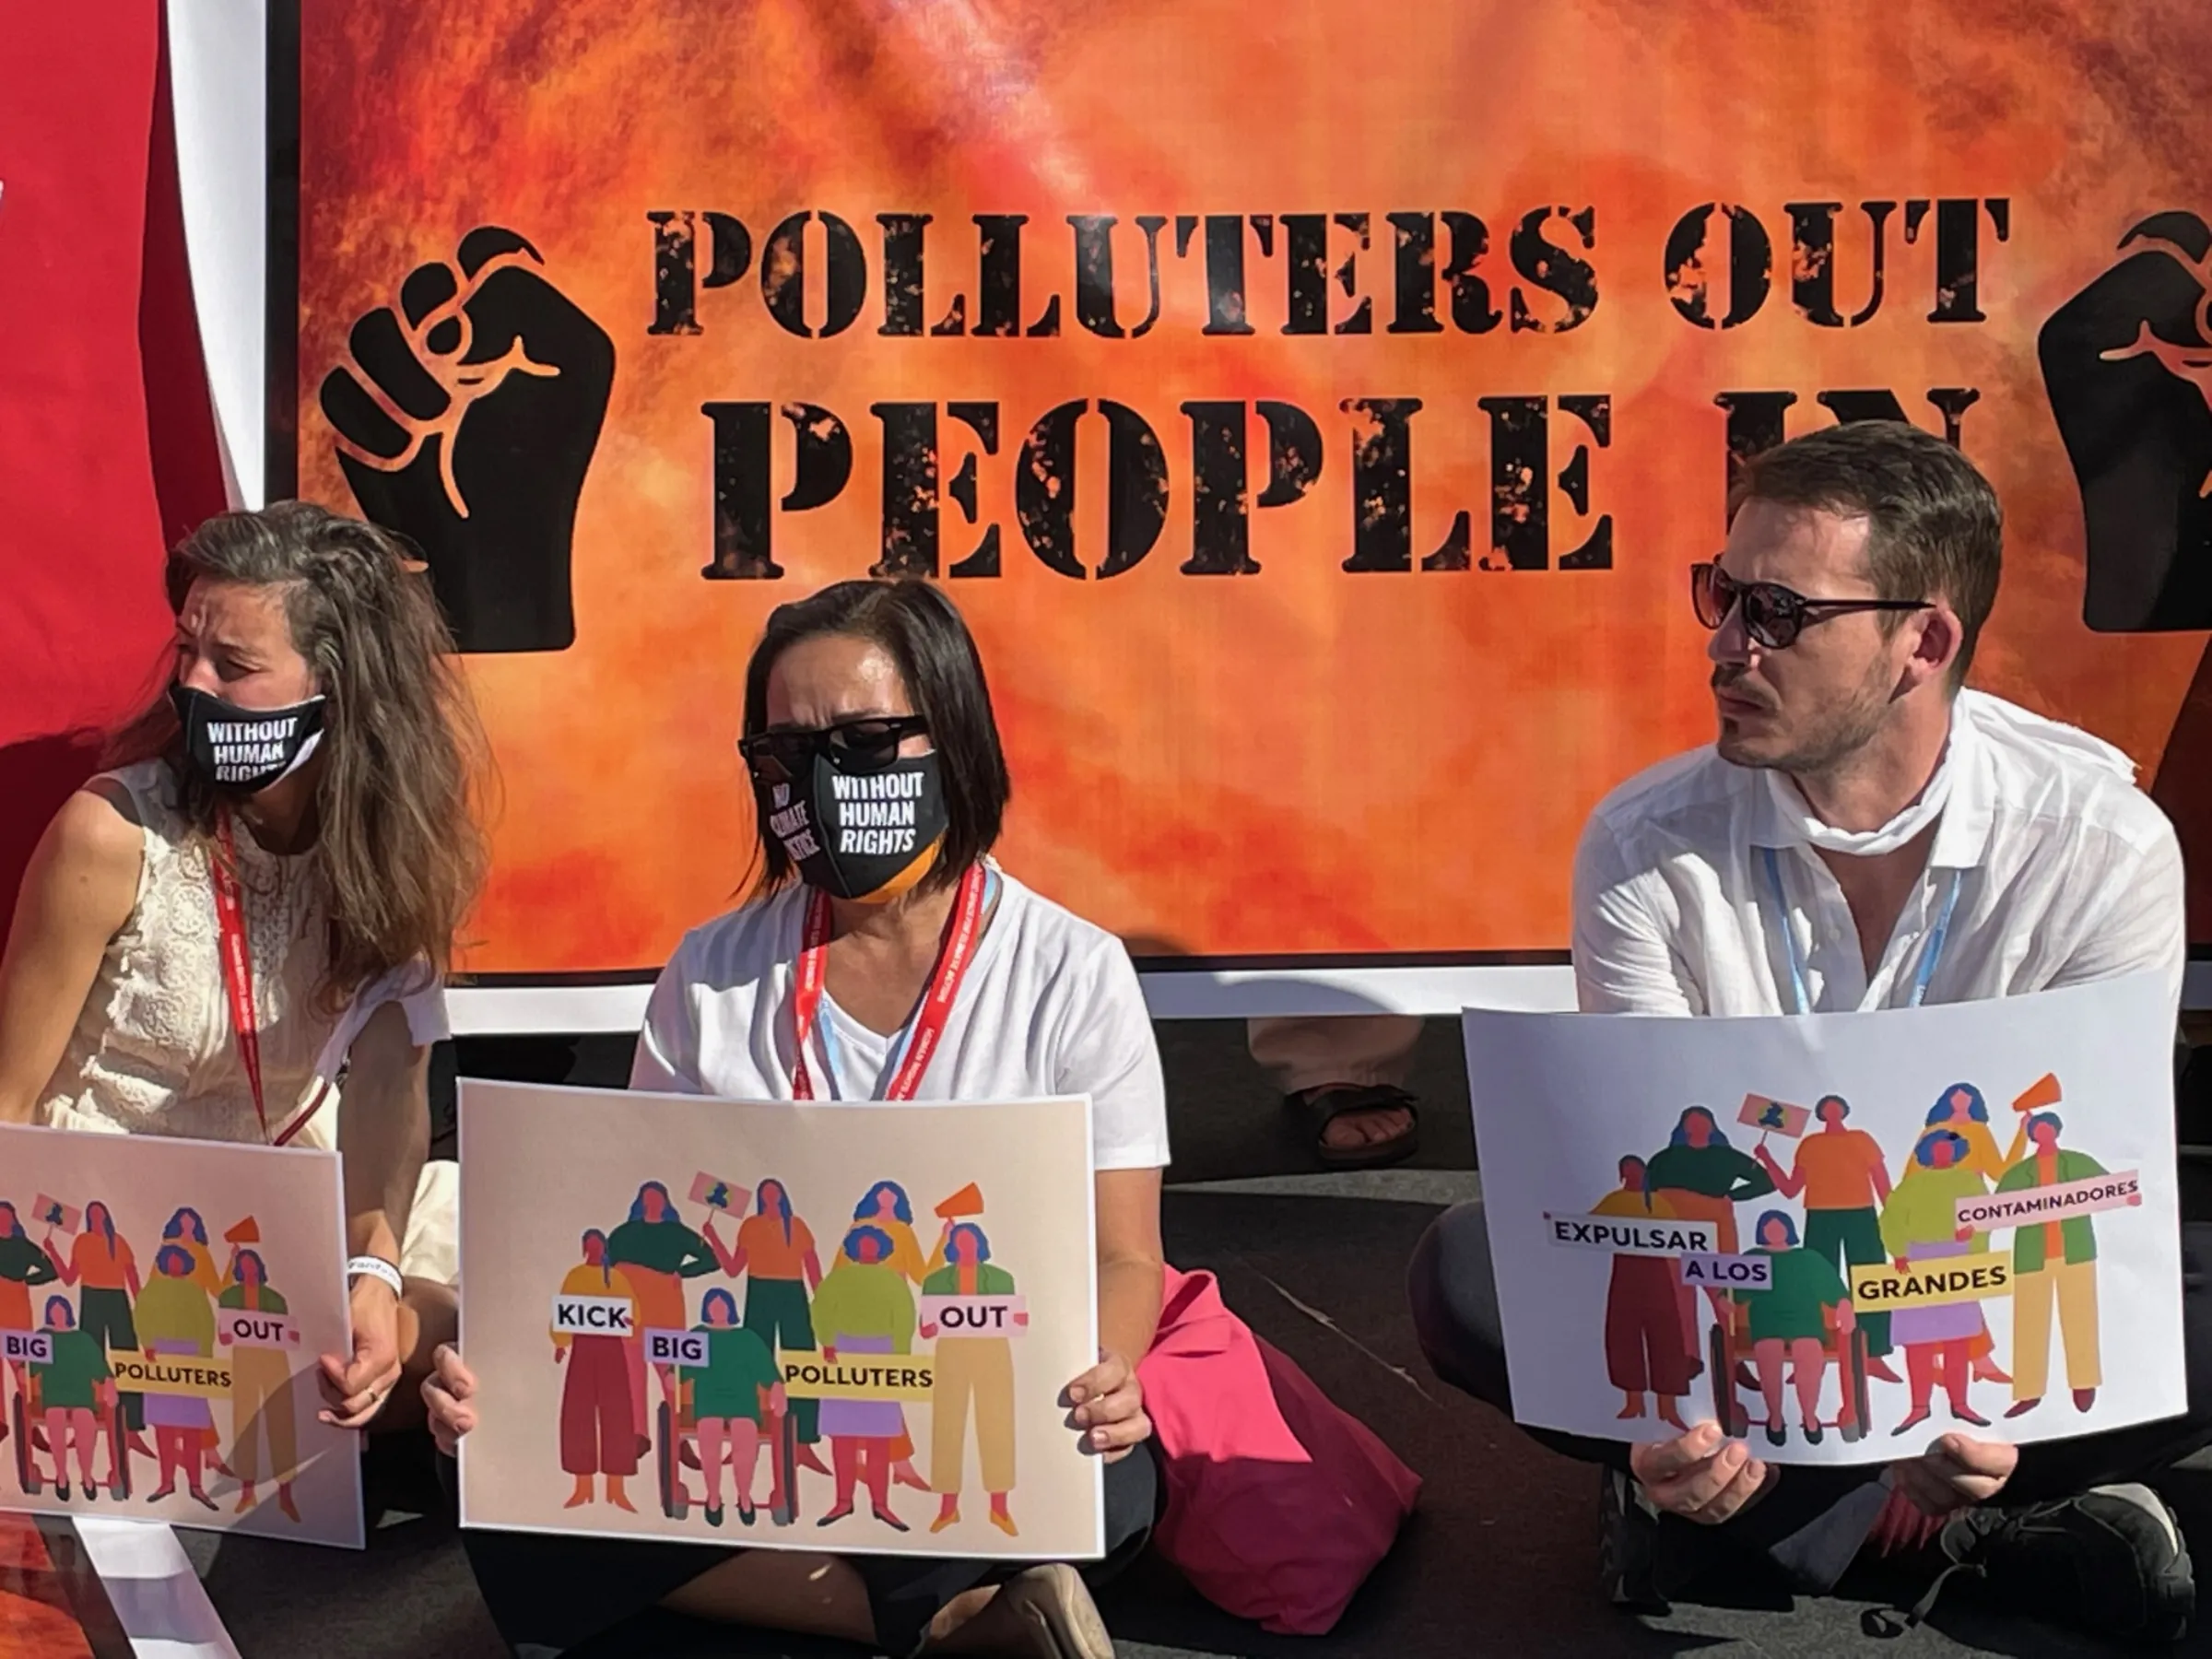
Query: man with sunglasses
xmin=1410 ymin=420 xmax=2208 ymax=1642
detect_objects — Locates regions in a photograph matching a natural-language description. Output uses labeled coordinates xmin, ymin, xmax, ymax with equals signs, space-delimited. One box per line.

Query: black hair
xmin=742 ymin=580 xmax=1011 ymax=898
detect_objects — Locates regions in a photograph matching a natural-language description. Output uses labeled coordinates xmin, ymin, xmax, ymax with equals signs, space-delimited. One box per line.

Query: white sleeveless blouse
xmin=37 ymin=761 xmax=446 ymax=1151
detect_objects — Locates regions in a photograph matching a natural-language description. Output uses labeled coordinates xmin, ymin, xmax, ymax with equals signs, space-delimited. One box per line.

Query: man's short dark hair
xmin=1732 ymin=421 xmax=2003 ymax=685
xmin=742 ymin=579 xmax=1011 ymax=896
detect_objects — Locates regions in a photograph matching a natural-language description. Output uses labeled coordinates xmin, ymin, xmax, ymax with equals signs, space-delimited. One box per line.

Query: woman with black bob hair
xmin=429 ymin=580 xmax=1171 ymax=1659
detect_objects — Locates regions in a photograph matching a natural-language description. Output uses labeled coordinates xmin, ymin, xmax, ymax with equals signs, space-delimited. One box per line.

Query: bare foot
xmin=1319 ymin=1108 xmax=1414 ymax=1154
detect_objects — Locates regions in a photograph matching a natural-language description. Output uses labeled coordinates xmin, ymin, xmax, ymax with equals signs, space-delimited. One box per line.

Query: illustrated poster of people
xmin=1463 ymin=972 xmax=2185 ymax=1464
xmin=455 ymin=1080 xmax=1102 ymax=1559
xmin=0 ymin=1123 xmax=359 ymax=1546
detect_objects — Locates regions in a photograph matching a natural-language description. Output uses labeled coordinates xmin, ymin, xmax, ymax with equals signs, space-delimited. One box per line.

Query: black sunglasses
xmin=738 ymin=715 xmax=930 ymax=782
xmin=1690 ymin=561 xmax=1931 ymax=651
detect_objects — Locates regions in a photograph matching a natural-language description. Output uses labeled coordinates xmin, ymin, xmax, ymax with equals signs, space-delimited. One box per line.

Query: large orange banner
xmin=292 ymin=0 xmax=2212 ymax=988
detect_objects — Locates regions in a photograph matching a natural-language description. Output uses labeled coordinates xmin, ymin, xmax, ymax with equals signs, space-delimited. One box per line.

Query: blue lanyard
xmin=1759 ymin=845 xmax=1963 ymax=1017
xmin=815 ymin=866 xmax=1000 ymax=1101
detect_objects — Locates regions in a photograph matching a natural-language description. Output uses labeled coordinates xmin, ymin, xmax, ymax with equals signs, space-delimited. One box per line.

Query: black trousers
xmin=1406 ymin=1201 xmax=2212 ymax=1575
xmin=443 ymin=1441 xmax=1159 ymax=1657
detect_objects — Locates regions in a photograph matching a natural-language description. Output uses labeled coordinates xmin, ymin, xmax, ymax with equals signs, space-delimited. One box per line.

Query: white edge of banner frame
xmin=180 ymin=8 xmax=2212 ymax=1038
xmin=449 ymin=962 xmax=2212 ymax=1034
xmin=168 ymin=0 xmax=269 ymax=512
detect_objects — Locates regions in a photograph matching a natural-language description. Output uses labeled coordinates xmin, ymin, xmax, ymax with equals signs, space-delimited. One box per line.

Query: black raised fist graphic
xmin=320 ymin=226 xmax=615 ymax=653
xmin=2038 ymin=211 xmax=2212 ymax=633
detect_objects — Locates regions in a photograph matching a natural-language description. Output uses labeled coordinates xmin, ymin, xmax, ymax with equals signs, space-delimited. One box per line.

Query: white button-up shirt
xmin=1571 ymin=690 xmax=2186 ymax=1021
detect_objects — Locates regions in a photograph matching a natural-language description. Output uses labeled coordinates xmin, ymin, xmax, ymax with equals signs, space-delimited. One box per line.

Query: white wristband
xmin=347 ymin=1255 xmax=405 ymax=1299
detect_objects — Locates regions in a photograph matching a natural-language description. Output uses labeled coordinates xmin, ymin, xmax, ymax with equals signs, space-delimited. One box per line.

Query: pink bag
xmin=1137 ymin=1265 xmax=1421 ymax=1635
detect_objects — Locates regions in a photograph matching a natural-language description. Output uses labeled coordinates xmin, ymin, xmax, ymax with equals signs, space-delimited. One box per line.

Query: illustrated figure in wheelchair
xmin=10 ymin=1295 xmax=129 ymax=1501
xmin=1709 ymin=1209 xmax=1868 ymax=1447
xmin=656 ymin=1288 xmax=793 ymax=1528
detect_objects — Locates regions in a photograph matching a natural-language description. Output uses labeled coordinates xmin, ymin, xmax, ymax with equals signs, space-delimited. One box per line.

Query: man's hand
xmin=320 ymin=1274 xmax=404 ymax=1430
xmin=1892 ymin=1433 xmax=2017 ymax=1518
xmin=1629 ymin=1421 xmax=1773 ymax=1524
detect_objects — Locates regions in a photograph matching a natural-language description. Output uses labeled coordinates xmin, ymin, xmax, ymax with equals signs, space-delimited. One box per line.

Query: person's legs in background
xmin=1247 ymin=1014 xmax=1424 ymax=1169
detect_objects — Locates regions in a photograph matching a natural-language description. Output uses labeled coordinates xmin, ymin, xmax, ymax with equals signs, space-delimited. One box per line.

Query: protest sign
xmin=1465 ymin=973 xmax=2184 ymax=1463
xmin=0 ymin=1124 xmax=358 ymax=1545
xmin=457 ymin=1081 xmax=1100 ymax=1557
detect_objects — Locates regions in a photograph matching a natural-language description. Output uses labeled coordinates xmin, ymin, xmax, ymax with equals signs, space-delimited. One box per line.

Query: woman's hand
xmin=319 ymin=1274 xmax=403 ymax=1429
xmin=1065 ymin=1349 xmax=1150 ymax=1462
xmin=422 ymin=1343 xmax=478 ymax=1456
xmin=1629 ymin=1422 xmax=1774 ymax=1524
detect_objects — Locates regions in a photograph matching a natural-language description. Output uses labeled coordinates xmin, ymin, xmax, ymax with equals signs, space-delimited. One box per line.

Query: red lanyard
xmin=791 ymin=862 xmax=988 ymax=1102
xmin=211 ymin=813 xmax=325 ymax=1147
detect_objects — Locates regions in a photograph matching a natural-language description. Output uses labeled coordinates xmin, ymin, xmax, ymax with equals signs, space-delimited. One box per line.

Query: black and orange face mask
xmin=758 ymin=747 xmax=947 ymax=903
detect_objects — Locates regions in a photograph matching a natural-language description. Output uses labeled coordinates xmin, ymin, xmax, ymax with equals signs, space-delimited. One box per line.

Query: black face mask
xmin=762 ymin=752 xmax=948 ymax=902
xmin=170 ymin=684 xmax=327 ymax=794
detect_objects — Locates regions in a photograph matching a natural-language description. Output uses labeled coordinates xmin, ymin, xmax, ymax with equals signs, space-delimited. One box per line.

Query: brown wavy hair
xmin=105 ymin=502 xmax=492 ymax=999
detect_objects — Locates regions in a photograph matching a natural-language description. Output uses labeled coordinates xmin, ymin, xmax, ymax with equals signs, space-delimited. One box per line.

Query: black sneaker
xmin=1875 ymin=1483 xmax=2194 ymax=1644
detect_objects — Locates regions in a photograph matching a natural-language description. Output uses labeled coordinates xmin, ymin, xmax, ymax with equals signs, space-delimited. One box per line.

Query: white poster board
xmin=456 ymin=1081 xmax=1103 ymax=1559
xmin=0 ymin=1124 xmax=359 ymax=1547
xmin=1464 ymin=973 xmax=2185 ymax=1464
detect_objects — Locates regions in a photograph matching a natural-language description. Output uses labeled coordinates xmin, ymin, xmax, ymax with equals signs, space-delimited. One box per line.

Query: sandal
xmin=1288 ymin=1085 xmax=1420 ymax=1170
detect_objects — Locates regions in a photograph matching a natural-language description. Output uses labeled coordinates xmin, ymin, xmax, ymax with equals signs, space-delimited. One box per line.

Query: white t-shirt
xmin=629 ymin=871 xmax=1171 ymax=1173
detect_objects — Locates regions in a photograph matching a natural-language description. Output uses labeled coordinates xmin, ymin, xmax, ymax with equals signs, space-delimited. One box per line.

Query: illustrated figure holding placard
xmin=134 ymin=1242 xmax=219 ymax=1508
xmin=49 ymin=1201 xmax=147 ymax=1475
xmin=809 ymin=1224 xmax=917 ymax=1532
xmin=31 ymin=1295 xmax=111 ymax=1500
xmin=1879 ymin=1130 xmax=1995 ymax=1432
xmin=218 ymin=1249 xmax=301 ymax=1519
xmin=682 ymin=1287 xmax=784 ymax=1527
xmin=1754 ymin=1096 xmax=1901 ymax=1382
xmin=554 ymin=1229 xmax=640 ymax=1512
xmin=703 ymin=1179 xmax=829 ymax=1483
xmin=1998 ymin=1109 xmax=2130 ymax=1418
xmin=923 ymin=1220 xmax=1025 ymax=1535
xmin=0 ymin=1200 xmax=59 ymax=1465
xmin=606 ymin=1182 xmax=716 ymax=1446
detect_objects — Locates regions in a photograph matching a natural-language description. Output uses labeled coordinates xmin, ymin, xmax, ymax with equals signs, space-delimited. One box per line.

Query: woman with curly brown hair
xmin=0 ymin=500 xmax=489 ymax=1438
